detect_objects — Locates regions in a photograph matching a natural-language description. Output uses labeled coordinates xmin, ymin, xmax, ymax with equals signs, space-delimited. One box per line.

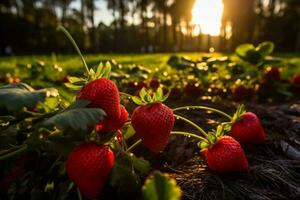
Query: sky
xmin=70 ymin=0 xmax=114 ymax=25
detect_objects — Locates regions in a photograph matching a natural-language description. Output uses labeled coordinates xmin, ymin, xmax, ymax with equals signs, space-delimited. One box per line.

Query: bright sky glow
xmin=192 ymin=0 xmax=224 ymax=36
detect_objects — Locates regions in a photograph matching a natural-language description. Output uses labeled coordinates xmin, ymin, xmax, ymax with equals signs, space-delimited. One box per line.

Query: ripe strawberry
xmin=150 ymin=78 xmax=160 ymax=89
xmin=66 ymin=144 xmax=115 ymax=199
xmin=291 ymin=74 xmax=300 ymax=85
xmin=97 ymin=105 xmax=128 ymax=133
xmin=136 ymin=81 xmax=148 ymax=90
xmin=184 ymin=83 xmax=201 ymax=97
xmin=131 ymin=103 xmax=174 ymax=153
xmin=206 ymin=136 xmax=248 ymax=173
xmin=231 ymin=112 xmax=266 ymax=144
xmin=232 ymin=85 xmax=253 ymax=102
xmin=77 ymin=78 xmax=120 ymax=119
xmin=116 ymin=129 xmax=123 ymax=144
xmin=265 ymin=67 xmax=281 ymax=81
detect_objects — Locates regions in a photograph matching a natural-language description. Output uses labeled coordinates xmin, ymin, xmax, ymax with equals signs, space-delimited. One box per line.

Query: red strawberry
xmin=116 ymin=129 xmax=123 ymax=144
xmin=66 ymin=144 xmax=115 ymax=199
xmin=265 ymin=67 xmax=281 ymax=81
xmin=131 ymin=103 xmax=175 ymax=153
xmin=231 ymin=112 xmax=266 ymax=144
xmin=206 ymin=136 xmax=248 ymax=173
xmin=232 ymin=85 xmax=253 ymax=102
xmin=184 ymin=83 xmax=201 ymax=97
xmin=150 ymin=78 xmax=160 ymax=89
xmin=199 ymin=148 xmax=208 ymax=159
xmin=136 ymin=81 xmax=148 ymax=90
xmin=77 ymin=78 xmax=120 ymax=119
xmin=291 ymin=74 xmax=300 ymax=85
xmin=97 ymin=105 xmax=128 ymax=133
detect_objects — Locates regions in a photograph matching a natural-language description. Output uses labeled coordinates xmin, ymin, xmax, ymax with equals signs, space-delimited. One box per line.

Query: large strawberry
xmin=77 ymin=77 xmax=120 ymax=120
xmin=230 ymin=106 xmax=266 ymax=144
xmin=97 ymin=104 xmax=128 ymax=133
xmin=131 ymin=88 xmax=174 ymax=153
xmin=66 ymin=144 xmax=115 ymax=199
xmin=206 ymin=136 xmax=249 ymax=173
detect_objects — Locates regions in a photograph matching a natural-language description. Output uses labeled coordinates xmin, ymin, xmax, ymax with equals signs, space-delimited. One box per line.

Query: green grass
xmin=0 ymin=52 xmax=299 ymax=75
xmin=0 ymin=53 xmax=222 ymax=71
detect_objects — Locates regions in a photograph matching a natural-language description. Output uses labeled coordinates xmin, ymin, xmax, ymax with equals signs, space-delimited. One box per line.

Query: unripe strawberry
xmin=66 ymin=144 xmax=115 ymax=199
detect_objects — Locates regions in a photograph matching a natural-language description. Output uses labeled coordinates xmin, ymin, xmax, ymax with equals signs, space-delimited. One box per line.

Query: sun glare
xmin=192 ymin=0 xmax=224 ymax=36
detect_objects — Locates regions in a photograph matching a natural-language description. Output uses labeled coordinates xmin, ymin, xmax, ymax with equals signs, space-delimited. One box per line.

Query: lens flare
xmin=192 ymin=0 xmax=224 ymax=36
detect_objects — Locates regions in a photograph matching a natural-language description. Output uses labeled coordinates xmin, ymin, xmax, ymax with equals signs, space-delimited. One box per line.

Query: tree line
xmin=0 ymin=0 xmax=299 ymax=54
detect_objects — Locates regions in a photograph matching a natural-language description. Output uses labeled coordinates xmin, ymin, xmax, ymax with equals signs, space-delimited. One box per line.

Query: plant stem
xmin=57 ymin=25 xmax=89 ymax=76
xmin=171 ymin=131 xmax=207 ymax=141
xmin=173 ymin=106 xmax=232 ymax=120
xmin=76 ymin=187 xmax=82 ymax=200
xmin=126 ymin=139 xmax=142 ymax=152
xmin=0 ymin=144 xmax=28 ymax=161
xmin=174 ymin=114 xmax=209 ymax=137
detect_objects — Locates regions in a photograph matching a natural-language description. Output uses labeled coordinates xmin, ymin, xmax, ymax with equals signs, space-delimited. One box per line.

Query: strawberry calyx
xmin=131 ymin=87 xmax=169 ymax=106
xmin=231 ymin=104 xmax=246 ymax=124
xmin=197 ymin=124 xmax=226 ymax=150
xmin=65 ymin=62 xmax=112 ymax=90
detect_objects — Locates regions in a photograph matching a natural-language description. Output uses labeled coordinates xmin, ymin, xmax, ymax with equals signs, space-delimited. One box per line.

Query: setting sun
xmin=192 ymin=0 xmax=224 ymax=36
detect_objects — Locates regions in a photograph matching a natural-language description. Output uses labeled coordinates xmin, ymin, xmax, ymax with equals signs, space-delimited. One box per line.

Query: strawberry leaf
xmin=142 ymin=171 xmax=181 ymax=200
xmin=43 ymin=107 xmax=105 ymax=131
xmin=128 ymin=153 xmax=151 ymax=175
xmin=0 ymin=83 xmax=58 ymax=114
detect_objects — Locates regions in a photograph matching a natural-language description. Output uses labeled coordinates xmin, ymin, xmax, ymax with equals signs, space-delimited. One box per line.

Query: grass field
xmin=0 ymin=52 xmax=299 ymax=72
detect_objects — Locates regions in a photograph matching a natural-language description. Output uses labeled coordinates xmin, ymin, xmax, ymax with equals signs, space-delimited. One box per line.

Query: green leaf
xmin=235 ymin=44 xmax=255 ymax=58
xmin=43 ymin=108 xmax=105 ymax=131
xmin=142 ymin=171 xmax=181 ymax=200
xmin=110 ymin=156 xmax=141 ymax=198
xmin=0 ymin=83 xmax=58 ymax=113
xmin=139 ymin=88 xmax=147 ymax=101
xmin=102 ymin=62 xmax=112 ymax=78
xmin=129 ymin=153 xmax=151 ymax=175
xmin=68 ymin=76 xmax=85 ymax=84
xmin=257 ymin=41 xmax=274 ymax=57
xmin=197 ymin=141 xmax=209 ymax=149
xmin=65 ymin=100 xmax=90 ymax=110
xmin=64 ymin=83 xmax=83 ymax=90
xmin=95 ymin=62 xmax=104 ymax=78
xmin=132 ymin=96 xmax=144 ymax=105
xmin=124 ymin=125 xmax=136 ymax=139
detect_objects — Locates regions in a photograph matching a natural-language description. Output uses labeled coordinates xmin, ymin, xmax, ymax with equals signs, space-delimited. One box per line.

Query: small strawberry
xmin=116 ymin=129 xmax=123 ymax=144
xmin=150 ymin=78 xmax=160 ymax=89
xmin=136 ymin=80 xmax=148 ymax=90
xmin=97 ymin=105 xmax=128 ymax=133
xmin=66 ymin=144 xmax=115 ymax=199
xmin=184 ymin=83 xmax=202 ymax=97
xmin=77 ymin=78 xmax=120 ymax=120
xmin=131 ymin=88 xmax=175 ymax=153
xmin=291 ymin=74 xmax=300 ymax=85
xmin=231 ymin=106 xmax=266 ymax=144
xmin=206 ymin=136 xmax=248 ymax=173
xmin=265 ymin=67 xmax=281 ymax=81
xmin=232 ymin=85 xmax=253 ymax=102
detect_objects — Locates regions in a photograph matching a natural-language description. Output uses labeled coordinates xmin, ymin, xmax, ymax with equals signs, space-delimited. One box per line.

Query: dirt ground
xmin=161 ymin=100 xmax=300 ymax=200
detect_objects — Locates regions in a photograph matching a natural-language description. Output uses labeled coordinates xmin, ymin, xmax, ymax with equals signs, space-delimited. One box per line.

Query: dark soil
xmin=160 ymin=100 xmax=300 ymax=200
